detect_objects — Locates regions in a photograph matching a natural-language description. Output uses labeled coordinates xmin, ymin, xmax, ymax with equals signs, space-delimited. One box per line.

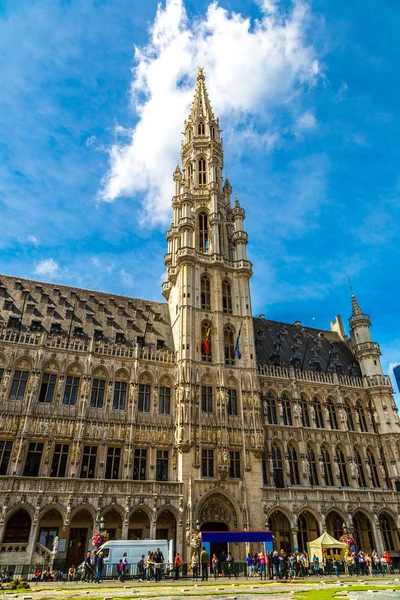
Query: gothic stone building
xmin=0 ymin=70 xmax=399 ymax=567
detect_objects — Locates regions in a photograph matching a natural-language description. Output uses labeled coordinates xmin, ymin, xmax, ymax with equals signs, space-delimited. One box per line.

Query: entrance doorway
xmin=67 ymin=528 xmax=87 ymax=566
xmin=201 ymin=522 xmax=229 ymax=559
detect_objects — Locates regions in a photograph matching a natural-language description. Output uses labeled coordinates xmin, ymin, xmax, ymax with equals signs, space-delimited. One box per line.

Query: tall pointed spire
xmin=351 ymin=292 xmax=362 ymax=316
xmin=188 ymin=67 xmax=215 ymax=124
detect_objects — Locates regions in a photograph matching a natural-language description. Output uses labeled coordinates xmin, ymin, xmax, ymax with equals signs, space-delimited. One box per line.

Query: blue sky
xmin=0 ymin=0 xmax=399 ymax=395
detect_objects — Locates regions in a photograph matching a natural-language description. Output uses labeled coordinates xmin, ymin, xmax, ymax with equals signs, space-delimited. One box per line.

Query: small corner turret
xmin=348 ymin=291 xmax=383 ymax=377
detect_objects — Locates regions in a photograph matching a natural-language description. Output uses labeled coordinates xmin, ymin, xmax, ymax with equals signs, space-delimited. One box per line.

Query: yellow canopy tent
xmin=307 ymin=532 xmax=349 ymax=563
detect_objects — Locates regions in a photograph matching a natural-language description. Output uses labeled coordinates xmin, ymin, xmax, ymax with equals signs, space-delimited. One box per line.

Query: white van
xmin=99 ymin=539 xmax=173 ymax=579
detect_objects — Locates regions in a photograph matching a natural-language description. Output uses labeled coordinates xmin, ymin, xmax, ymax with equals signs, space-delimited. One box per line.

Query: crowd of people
xmin=244 ymin=549 xmax=394 ymax=579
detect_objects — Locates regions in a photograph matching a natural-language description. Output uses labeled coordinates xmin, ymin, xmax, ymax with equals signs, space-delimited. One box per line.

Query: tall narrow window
xmin=105 ymin=447 xmax=121 ymax=479
xmin=272 ymin=443 xmax=284 ymax=488
xmin=80 ymin=446 xmax=97 ymax=479
xmin=222 ymin=281 xmax=232 ymax=314
xmin=288 ymin=444 xmax=300 ymax=485
xmin=336 ymin=448 xmax=349 ymax=486
xmin=210 ymin=126 xmax=215 ymax=139
xmin=90 ymin=378 xmax=106 ymax=408
xmin=380 ymin=515 xmax=395 ymax=551
xmin=38 ymin=373 xmax=57 ymax=403
xmin=23 ymin=442 xmax=44 ymax=477
xmin=200 ymin=276 xmax=211 ymax=310
xmin=63 ymin=376 xmax=80 ymax=406
xmin=227 ymin=389 xmax=238 ymax=416
xmin=50 ymin=444 xmax=69 ymax=477
xmin=187 ymin=162 xmax=194 ymax=187
xmin=308 ymin=447 xmax=319 ymax=486
xmin=113 ymin=380 xmax=127 ymax=410
xmin=0 ymin=440 xmax=12 ymax=476
xmin=198 ymin=122 xmax=205 ymax=135
xmin=312 ymin=398 xmax=325 ymax=428
xmin=262 ymin=452 xmax=268 ymax=484
xmin=264 ymin=392 xmax=278 ymax=425
xmin=201 ymin=385 xmax=213 ymax=413
xmin=199 ymin=212 xmax=209 ymax=253
xmin=326 ymin=399 xmax=338 ymax=429
xmin=159 ymin=386 xmax=171 ymax=414
xmin=224 ymin=327 xmax=235 ymax=366
xmin=9 ymin=370 xmax=29 ymax=401
xmin=300 ymin=396 xmax=310 ymax=427
xmin=367 ymin=450 xmax=380 ymax=488
xmin=356 ymin=402 xmax=368 ymax=432
xmin=133 ymin=449 xmax=147 ymax=480
xmin=156 ymin=450 xmax=169 ymax=481
xmin=138 ymin=384 xmax=151 ymax=412
xmin=198 ymin=158 xmax=207 ymax=186
xmin=321 ymin=447 xmax=334 ymax=486
xmin=202 ymin=449 xmax=214 ymax=477
xmin=281 ymin=394 xmax=292 ymax=426
xmin=229 ymin=451 xmax=241 ymax=478
xmin=201 ymin=322 xmax=212 ymax=363
xmin=355 ymin=451 xmax=367 ymax=487
xmin=345 ymin=401 xmax=355 ymax=431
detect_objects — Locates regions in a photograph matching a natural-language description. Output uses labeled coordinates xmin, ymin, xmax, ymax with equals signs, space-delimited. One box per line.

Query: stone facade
xmin=0 ymin=69 xmax=399 ymax=568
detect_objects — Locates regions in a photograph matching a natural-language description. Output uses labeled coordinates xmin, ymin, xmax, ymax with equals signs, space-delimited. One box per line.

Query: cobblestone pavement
xmin=3 ymin=577 xmax=400 ymax=600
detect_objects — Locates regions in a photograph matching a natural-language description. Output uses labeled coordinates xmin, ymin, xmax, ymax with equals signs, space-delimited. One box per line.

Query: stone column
xmin=292 ymin=528 xmax=299 ymax=552
xmin=371 ymin=519 xmax=384 ymax=555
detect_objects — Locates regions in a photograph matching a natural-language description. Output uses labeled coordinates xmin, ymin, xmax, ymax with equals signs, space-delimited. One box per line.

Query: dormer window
xmin=198 ymin=122 xmax=205 ymax=135
xmin=115 ymin=332 xmax=125 ymax=344
xmin=198 ymin=158 xmax=207 ymax=186
xmin=94 ymin=329 xmax=103 ymax=341
xmin=8 ymin=316 xmax=20 ymax=329
xmin=73 ymin=326 xmax=84 ymax=337
xmin=50 ymin=322 xmax=62 ymax=335
xmin=156 ymin=339 xmax=165 ymax=350
xmin=30 ymin=320 xmax=42 ymax=331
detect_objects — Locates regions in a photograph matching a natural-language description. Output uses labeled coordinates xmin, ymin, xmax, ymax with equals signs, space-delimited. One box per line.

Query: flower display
xmin=189 ymin=532 xmax=202 ymax=548
xmin=92 ymin=530 xmax=109 ymax=548
xmin=340 ymin=534 xmax=356 ymax=547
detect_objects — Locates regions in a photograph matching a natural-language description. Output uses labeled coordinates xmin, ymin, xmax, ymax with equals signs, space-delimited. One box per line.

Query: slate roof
xmin=253 ymin=317 xmax=360 ymax=376
xmin=0 ymin=274 xmax=174 ymax=352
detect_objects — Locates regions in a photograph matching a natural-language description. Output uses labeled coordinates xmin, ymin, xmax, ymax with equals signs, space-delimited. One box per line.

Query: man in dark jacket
xmin=200 ymin=546 xmax=209 ymax=581
xmin=153 ymin=547 xmax=164 ymax=582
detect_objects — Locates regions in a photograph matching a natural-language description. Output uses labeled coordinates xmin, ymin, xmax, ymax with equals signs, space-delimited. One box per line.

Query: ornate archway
xmin=37 ymin=508 xmax=63 ymax=550
xmin=352 ymin=510 xmax=375 ymax=553
xmin=270 ymin=510 xmax=291 ymax=553
xmin=326 ymin=510 xmax=344 ymax=540
xmin=197 ymin=493 xmax=238 ymax=531
xmin=297 ymin=510 xmax=320 ymax=552
xmin=3 ymin=509 xmax=32 ymax=545
xmin=128 ymin=508 xmax=150 ymax=540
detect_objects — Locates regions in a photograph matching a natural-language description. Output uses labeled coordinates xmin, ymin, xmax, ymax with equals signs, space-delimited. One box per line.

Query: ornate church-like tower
xmin=162 ymin=68 xmax=265 ymax=536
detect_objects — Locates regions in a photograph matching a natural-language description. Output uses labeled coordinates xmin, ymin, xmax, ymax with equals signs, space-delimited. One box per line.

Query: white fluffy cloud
xmin=99 ymin=0 xmax=320 ymax=225
xmin=27 ymin=234 xmax=40 ymax=246
xmin=34 ymin=258 xmax=59 ymax=277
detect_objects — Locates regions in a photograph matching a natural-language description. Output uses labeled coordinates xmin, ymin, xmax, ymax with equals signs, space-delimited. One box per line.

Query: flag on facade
xmin=235 ymin=321 xmax=243 ymax=359
xmin=203 ymin=320 xmax=212 ymax=354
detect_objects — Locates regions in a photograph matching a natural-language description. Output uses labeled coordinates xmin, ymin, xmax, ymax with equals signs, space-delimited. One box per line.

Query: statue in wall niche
xmin=349 ymin=460 xmax=357 ymax=479
xmin=223 ymin=450 xmax=229 ymax=465
xmin=172 ymin=453 xmax=177 ymax=469
xmin=2 ymin=371 xmax=10 ymax=390
xmin=373 ymin=409 xmax=380 ymax=424
xmin=293 ymin=403 xmax=300 ymax=420
xmin=334 ymin=462 xmax=340 ymax=479
xmin=366 ymin=463 xmax=372 ymax=479
xmin=391 ymin=460 xmax=399 ymax=478
xmin=380 ymin=463 xmax=386 ymax=479
xmin=301 ymin=456 xmax=310 ymax=476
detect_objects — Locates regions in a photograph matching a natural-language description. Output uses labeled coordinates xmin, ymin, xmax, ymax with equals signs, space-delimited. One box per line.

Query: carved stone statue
xmin=52 ymin=535 xmax=59 ymax=553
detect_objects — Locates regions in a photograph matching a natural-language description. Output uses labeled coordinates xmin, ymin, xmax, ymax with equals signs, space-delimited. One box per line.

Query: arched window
xmin=224 ymin=327 xmax=235 ymax=366
xmin=327 ymin=512 xmax=344 ymax=540
xmin=326 ymin=399 xmax=338 ymax=429
xmin=321 ymin=446 xmax=334 ymax=486
xmin=9 ymin=369 xmax=30 ymax=401
xmin=201 ymin=321 xmax=212 ymax=363
xmin=297 ymin=515 xmax=308 ymax=553
xmin=198 ymin=212 xmax=209 ymax=253
xmin=312 ymin=398 xmax=325 ymax=428
xmin=356 ymin=401 xmax=368 ymax=432
xmin=301 ymin=396 xmax=310 ymax=427
xmin=264 ymin=392 xmax=278 ymax=425
xmin=336 ymin=448 xmax=349 ymax=487
xmin=379 ymin=514 xmax=395 ymax=551
xmin=355 ymin=450 xmax=367 ymax=487
xmin=345 ymin=400 xmax=355 ymax=431
xmin=38 ymin=371 xmax=57 ymax=403
xmin=198 ymin=158 xmax=207 ymax=186
xmin=210 ymin=126 xmax=215 ymax=139
xmin=222 ymin=280 xmax=232 ymax=314
xmin=186 ymin=161 xmax=194 ymax=186
xmin=200 ymin=276 xmax=211 ymax=310
xmin=308 ymin=446 xmax=319 ymax=486
xmin=367 ymin=449 xmax=380 ymax=488
xmin=3 ymin=509 xmax=31 ymax=543
xmin=198 ymin=122 xmax=205 ymax=135
xmin=288 ymin=444 xmax=300 ymax=485
xmin=281 ymin=393 xmax=292 ymax=426
xmin=272 ymin=443 xmax=284 ymax=488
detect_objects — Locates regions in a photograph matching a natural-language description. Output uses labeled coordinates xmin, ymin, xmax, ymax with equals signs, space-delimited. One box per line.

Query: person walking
xmin=153 ymin=547 xmax=164 ymax=582
xmin=94 ymin=551 xmax=104 ymax=583
xmin=312 ymin=554 xmax=320 ymax=577
xmin=191 ymin=551 xmax=199 ymax=581
xmin=82 ymin=552 xmax=92 ymax=582
xmin=146 ymin=552 xmax=154 ymax=582
xmin=246 ymin=553 xmax=253 ymax=578
xmin=226 ymin=552 xmax=237 ymax=579
xmin=200 ymin=546 xmax=209 ymax=581
xmin=212 ymin=554 xmax=219 ymax=579
xmin=174 ymin=553 xmax=181 ymax=580
xmin=117 ymin=559 xmax=124 ymax=582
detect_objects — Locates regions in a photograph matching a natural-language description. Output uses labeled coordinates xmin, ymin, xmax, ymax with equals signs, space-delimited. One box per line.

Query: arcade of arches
xmin=1 ymin=505 xmax=178 ymax=566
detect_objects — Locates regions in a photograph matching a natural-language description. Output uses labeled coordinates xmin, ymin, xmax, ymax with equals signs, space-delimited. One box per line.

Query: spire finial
xmin=197 ymin=66 xmax=205 ymax=80
xmin=347 ymin=274 xmax=353 ymax=293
